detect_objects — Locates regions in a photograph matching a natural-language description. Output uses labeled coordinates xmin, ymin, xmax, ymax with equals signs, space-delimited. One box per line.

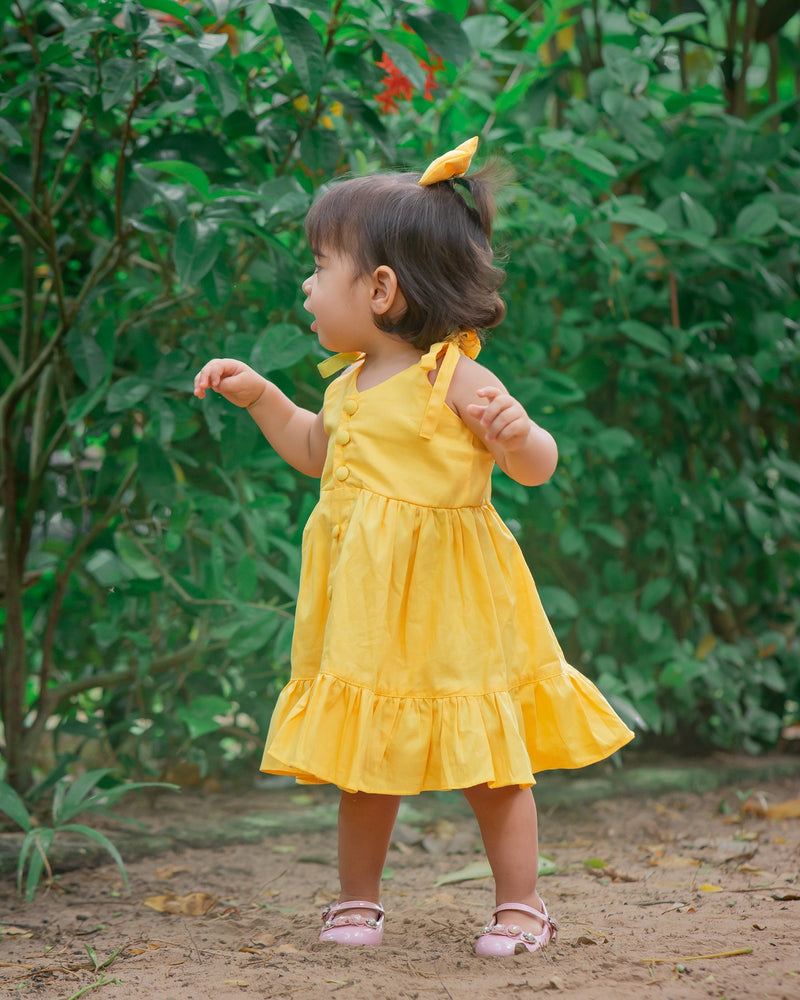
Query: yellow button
xmin=335 ymin=466 xmax=350 ymax=481
xmin=332 ymin=524 xmax=341 ymax=539
xmin=343 ymin=399 xmax=358 ymax=415
xmin=335 ymin=429 xmax=350 ymax=445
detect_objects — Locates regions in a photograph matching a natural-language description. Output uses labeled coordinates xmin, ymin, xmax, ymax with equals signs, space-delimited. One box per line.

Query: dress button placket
xmin=330 ymin=396 xmax=357 ymax=560
xmin=334 ymin=397 xmax=357 ymax=486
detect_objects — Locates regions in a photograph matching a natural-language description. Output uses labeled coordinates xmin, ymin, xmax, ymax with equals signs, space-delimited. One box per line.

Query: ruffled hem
xmin=260 ymin=670 xmax=634 ymax=795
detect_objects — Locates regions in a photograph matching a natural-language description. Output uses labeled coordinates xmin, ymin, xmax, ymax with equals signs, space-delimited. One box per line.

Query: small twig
xmin=63 ymin=976 xmax=120 ymax=1000
xmin=641 ymin=948 xmax=754 ymax=964
xmin=435 ymin=967 xmax=455 ymax=1000
xmin=182 ymin=920 xmax=203 ymax=964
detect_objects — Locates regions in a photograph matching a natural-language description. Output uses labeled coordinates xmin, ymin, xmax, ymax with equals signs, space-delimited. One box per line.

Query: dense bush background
xmin=1 ymin=0 xmax=798 ymax=796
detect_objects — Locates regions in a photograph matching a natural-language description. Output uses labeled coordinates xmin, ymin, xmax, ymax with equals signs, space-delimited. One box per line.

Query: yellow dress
xmin=261 ymin=341 xmax=634 ymax=794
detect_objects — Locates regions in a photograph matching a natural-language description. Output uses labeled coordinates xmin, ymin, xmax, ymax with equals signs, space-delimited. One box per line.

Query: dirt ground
xmin=2 ymin=760 xmax=799 ymax=1000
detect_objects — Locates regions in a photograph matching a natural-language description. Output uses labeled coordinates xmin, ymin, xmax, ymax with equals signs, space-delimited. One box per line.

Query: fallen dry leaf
xmin=740 ymin=792 xmax=800 ymax=819
xmin=647 ymin=853 xmax=701 ymax=869
xmin=585 ymin=865 xmax=638 ymax=883
xmin=143 ymin=892 xmax=217 ymax=915
xmin=434 ymin=860 xmax=493 ymax=886
xmin=0 ymin=926 xmax=34 ymax=938
xmin=154 ymin=865 xmax=190 ymax=879
xmin=764 ymin=798 xmax=800 ymax=820
xmin=699 ymin=883 xmax=724 ymax=892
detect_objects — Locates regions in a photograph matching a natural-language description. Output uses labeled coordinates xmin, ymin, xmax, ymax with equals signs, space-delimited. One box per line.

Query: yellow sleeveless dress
xmin=261 ymin=341 xmax=633 ymax=794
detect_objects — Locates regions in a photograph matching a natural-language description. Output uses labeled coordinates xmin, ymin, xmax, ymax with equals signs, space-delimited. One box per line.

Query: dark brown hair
xmin=304 ymin=167 xmax=506 ymax=350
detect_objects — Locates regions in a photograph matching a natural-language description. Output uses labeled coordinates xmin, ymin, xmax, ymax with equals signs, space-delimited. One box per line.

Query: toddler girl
xmin=194 ymin=137 xmax=634 ymax=957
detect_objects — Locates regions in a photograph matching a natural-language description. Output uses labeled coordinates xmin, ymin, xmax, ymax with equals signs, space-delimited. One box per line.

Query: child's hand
xmin=194 ymin=358 xmax=267 ymax=408
xmin=467 ymin=386 xmax=532 ymax=451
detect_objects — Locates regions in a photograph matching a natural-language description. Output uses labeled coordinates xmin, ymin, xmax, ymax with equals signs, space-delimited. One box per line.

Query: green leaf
xmin=114 ymin=533 xmax=161 ymax=581
xmin=228 ymin=614 xmax=281 ymax=658
xmin=271 ymin=5 xmax=325 ymax=98
xmin=636 ymin=611 xmax=664 ymax=642
xmin=138 ymin=159 xmax=211 ymax=199
xmin=107 ymin=376 xmax=150 ymax=412
xmin=101 ymin=58 xmax=136 ymax=111
xmin=435 ymin=860 xmax=492 ymax=885
xmin=235 ymin=554 xmax=257 ymax=600
xmin=85 ymin=549 xmax=133 ymax=587
xmin=462 ymin=14 xmax=511 ymax=52
xmin=431 ymin=0 xmax=470 ymax=19
xmin=659 ymin=12 xmax=707 ymax=33
xmin=680 ymin=192 xmax=716 ymax=237
xmin=641 ymin=578 xmax=672 ymax=611
xmin=174 ymin=218 xmax=223 ymax=286
xmin=158 ymin=33 xmax=229 ymax=69
xmin=744 ymin=501 xmax=772 ymax=537
xmin=144 ymin=0 xmax=196 ymax=24
xmin=609 ymin=205 xmax=668 ymax=234
xmin=734 ymin=202 xmax=780 ymax=237
xmin=138 ymin=441 xmax=176 ymax=505
xmin=0 ymin=117 xmax=23 ymax=148
xmin=252 ymin=323 xmax=312 ymax=372
xmin=585 ymin=523 xmax=626 ymax=547
xmin=53 ymin=769 xmax=112 ymax=824
xmin=66 ymin=330 xmax=109 ymax=388
xmin=59 ymin=825 xmax=130 ymax=888
xmin=538 ymin=586 xmax=580 ymax=618
xmin=572 ymin=146 xmax=618 ymax=177
xmin=404 ymin=8 xmax=471 ymax=66
xmin=20 ymin=828 xmax=55 ymax=900
xmin=661 ymin=659 xmax=704 ymax=688
xmin=205 ymin=62 xmax=240 ymax=118
xmin=593 ymin=428 xmax=636 ymax=460
xmin=0 ymin=782 xmax=32 ymax=831
xmin=177 ymin=695 xmax=232 ymax=739
xmin=619 ymin=320 xmax=671 ymax=356
xmin=584 ymin=856 xmax=608 ymax=869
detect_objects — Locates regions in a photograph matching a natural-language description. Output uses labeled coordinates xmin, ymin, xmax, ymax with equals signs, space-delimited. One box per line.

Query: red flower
xmin=422 ymin=55 xmax=444 ymax=101
xmin=375 ymin=53 xmax=414 ymax=114
xmin=374 ymin=51 xmax=444 ymax=114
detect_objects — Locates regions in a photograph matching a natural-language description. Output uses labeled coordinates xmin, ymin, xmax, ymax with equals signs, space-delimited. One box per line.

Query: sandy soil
xmin=2 ymin=769 xmax=799 ymax=1000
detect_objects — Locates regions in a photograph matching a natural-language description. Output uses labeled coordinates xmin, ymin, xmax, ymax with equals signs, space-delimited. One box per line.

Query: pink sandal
xmin=319 ymin=900 xmax=385 ymax=946
xmin=475 ymin=901 xmax=558 ymax=957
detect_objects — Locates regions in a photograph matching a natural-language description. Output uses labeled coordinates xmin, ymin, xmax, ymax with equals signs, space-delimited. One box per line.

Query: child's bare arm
xmin=194 ymin=358 xmax=328 ymax=478
xmin=449 ymin=360 xmax=558 ymax=487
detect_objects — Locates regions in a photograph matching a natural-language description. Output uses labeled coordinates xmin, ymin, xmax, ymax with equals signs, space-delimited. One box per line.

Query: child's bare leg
xmin=462 ymin=783 xmax=544 ymax=933
xmin=337 ymin=790 xmax=401 ymax=910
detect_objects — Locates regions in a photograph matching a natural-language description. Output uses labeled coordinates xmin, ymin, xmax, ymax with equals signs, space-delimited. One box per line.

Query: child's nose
xmin=301 ymin=274 xmax=312 ymax=294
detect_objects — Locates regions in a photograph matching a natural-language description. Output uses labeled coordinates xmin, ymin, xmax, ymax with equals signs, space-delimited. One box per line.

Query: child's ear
xmin=369 ymin=265 xmax=406 ymax=318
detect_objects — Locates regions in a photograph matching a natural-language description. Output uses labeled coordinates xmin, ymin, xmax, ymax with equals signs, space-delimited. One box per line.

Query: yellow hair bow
xmin=418 ymin=136 xmax=479 ymax=187
xmin=448 ymin=329 xmax=481 ymax=359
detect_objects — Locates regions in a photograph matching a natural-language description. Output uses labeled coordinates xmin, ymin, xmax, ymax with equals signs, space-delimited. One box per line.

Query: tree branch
xmin=121 ymin=525 xmax=294 ymax=618
xmin=0 ymin=188 xmax=50 ymax=252
xmin=49 ymin=108 xmax=87 ymax=201
xmin=31 ymin=640 xmax=227 ymax=739
xmin=35 ymin=463 xmax=139 ymax=723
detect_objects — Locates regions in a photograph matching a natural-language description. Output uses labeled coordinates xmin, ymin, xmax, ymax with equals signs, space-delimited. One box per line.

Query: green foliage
xmin=0 ymin=770 xmax=176 ymax=899
xmin=1 ymin=0 xmax=798 ymax=798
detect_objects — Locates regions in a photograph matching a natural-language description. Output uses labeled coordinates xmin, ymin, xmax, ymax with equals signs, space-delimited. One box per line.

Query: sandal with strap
xmin=475 ymin=901 xmax=558 ymax=957
xmin=318 ymin=900 xmax=385 ymax=946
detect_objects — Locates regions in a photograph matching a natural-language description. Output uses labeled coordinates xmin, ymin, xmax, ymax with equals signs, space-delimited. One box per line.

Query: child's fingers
xmin=466 ymin=402 xmax=488 ymax=420
xmin=194 ymin=359 xmax=233 ymax=397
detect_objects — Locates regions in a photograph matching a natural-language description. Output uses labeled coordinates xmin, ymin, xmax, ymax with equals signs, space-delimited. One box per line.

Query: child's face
xmin=302 ymin=249 xmax=375 ymax=354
